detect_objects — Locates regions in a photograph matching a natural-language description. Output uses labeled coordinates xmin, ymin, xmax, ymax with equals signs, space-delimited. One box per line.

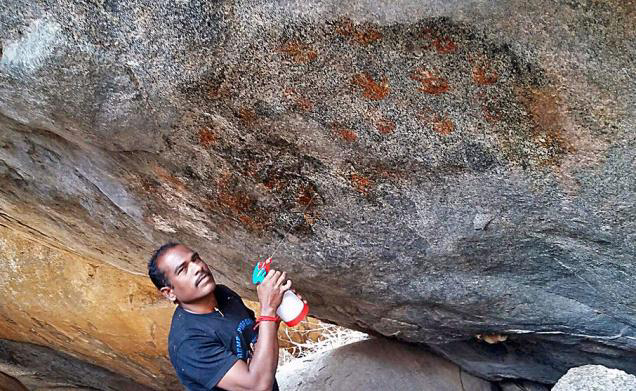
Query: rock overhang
xmin=0 ymin=0 xmax=635 ymax=385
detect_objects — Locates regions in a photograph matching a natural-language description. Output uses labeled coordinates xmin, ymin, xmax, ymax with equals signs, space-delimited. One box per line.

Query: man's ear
xmin=160 ymin=286 xmax=177 ymax=303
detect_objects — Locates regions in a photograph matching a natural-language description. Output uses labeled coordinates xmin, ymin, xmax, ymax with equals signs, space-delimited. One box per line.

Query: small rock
xmin=473 ymin=213 xmax=495 ymax=230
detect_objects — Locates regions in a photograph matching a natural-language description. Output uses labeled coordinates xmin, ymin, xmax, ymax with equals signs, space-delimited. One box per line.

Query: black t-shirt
xmin=168 ymin=285 xmax=279 ymax=391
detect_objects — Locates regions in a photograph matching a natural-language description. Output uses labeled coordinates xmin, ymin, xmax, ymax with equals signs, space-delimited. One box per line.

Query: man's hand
xmin=257 ymin=269 xmax=292 ymax=316
xmin=217 ymin=269 xmax=291 ymax=391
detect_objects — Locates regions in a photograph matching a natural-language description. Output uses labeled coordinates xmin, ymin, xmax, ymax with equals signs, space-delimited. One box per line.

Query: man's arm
xmin=217 ymin=270 xmax=290 ymax=391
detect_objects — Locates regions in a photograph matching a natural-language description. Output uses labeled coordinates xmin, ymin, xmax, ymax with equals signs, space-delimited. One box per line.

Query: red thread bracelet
xmin=253 ymin=315 xmax=281 ymax=330
xmin=257 ymin=315 xmax=280 ymax=322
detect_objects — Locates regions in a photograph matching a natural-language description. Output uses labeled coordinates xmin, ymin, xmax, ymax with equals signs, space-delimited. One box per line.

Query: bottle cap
xmin=252 ymin=258 xmax=272 ymax=285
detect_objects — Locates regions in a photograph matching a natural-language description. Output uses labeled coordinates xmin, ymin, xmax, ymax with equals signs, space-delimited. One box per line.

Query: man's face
xmin=157 ymin=245 xmax=216 ymax=304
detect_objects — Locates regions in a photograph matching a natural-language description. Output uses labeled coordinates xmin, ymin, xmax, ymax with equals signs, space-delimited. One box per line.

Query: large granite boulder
xmin=277 ymin=338 xmax=495 ymax=391
xmin=552 ymin=365 xmax=636 ymax=391
xmin=1 ymin=0 xmax=634 ymax=386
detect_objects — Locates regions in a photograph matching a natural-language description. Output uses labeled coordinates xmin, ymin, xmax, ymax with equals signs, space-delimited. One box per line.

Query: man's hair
xmin=148 ymin=242 xmax=180 ymax=290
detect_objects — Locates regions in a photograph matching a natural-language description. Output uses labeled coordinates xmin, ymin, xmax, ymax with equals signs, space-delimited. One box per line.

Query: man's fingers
xmin=263 ymin=269 xmax=275 ymax=282
xmin=281 ymin=279 xmax=292 ymax=292
xmin=275 ymin=271 xmax=287 ymax=287
xmin=263 ymin=269 xmax=281 ymax=284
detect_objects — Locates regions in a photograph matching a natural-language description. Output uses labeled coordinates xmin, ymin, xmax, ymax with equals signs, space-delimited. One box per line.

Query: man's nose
xmin=192 ymin=262 xmax=203 ymax=274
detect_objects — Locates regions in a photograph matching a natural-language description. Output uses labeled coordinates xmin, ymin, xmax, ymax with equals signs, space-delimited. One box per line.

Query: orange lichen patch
xmin=410 ymin=68 xmax=449 ymax=94
xmin=350 ymin=173 xmax=372 ymax=194
xmin=472 ymin=65 xmax=498 ymax=85
xmin=337 ymin=127 xmax=358 ymax=142
xmin=335 ymin=18 xmax=383 ymax=45
xmin=278 ymin=41 xmax=318 ymax=64
xmin=237 ymin=107 xmax=257 ymax=126
xmin=432 ymin=116 xmax=454 ymax=136
xmin=375 ymin=118 xmax=396 ymax=134
xmin=352 ymin=72 xmax=390 ymax=100
xmin=432 ymin=36 xmax=457 ymax=53
xmin=198 ymin=127 xmax=218 ymax=147
xmin=152 ymin=165 xmax=186 ymax=193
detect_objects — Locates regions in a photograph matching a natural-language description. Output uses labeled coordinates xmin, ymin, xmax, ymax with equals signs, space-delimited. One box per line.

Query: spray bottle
xmin=252 ymin=258 xmax=309 ymax=327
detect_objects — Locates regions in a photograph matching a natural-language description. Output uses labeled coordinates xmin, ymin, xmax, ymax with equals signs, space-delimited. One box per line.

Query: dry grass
xmin=278 ymin=320 xmax=368 ymax=367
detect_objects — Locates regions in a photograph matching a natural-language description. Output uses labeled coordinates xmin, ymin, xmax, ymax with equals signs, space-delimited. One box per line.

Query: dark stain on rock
xmin=352 ymin=72 xmax=390 ymax=101
xmin=410 ymin=68 xmax=449 ymax=94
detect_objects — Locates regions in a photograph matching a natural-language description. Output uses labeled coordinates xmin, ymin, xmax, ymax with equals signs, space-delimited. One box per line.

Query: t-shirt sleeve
xmin=175 ymin=333 xmax=239 ymax=390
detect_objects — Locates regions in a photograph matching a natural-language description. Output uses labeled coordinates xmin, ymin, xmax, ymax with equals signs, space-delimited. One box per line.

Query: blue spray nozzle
xmin=251 ymin=258 xmax=272 ymax=285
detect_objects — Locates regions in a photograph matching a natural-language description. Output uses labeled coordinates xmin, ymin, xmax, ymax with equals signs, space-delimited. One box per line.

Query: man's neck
xmin=179 ymin=291 xmax=220 ymax=314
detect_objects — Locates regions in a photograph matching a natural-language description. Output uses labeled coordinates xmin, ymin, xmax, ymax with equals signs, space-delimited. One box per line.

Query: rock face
xmin=0 ymin=0 xmax=635 ymax=385
xmin=552 ymin=365 xmax=636 ymax=391
xmin=0 ymin=339 xmax=154 ymax=390
xmin=277 ymin=338 xmax=495 ymax=391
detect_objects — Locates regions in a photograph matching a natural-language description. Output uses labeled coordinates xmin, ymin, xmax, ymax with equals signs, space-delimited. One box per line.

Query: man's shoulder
xmin=168 ymin=308 xmax=217 ymax=358
xmin=168 ymin=308 xmax=205 ymax=342
xmin=216 ymin=284 xmax=239 ymax=297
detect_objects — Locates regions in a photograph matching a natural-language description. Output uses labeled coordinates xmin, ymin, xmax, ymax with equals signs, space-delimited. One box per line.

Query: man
xmin=148 ymin=243 xmax=292 ymax=391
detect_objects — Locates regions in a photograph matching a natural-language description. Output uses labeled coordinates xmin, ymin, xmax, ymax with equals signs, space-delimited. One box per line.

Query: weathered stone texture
xmin=552 ymin=365 xmax=636 ymax=391
xmin=277 ymin=338 xmax=495 ymax=391
xmin=0 ymin=0 xmax=635 ymax=385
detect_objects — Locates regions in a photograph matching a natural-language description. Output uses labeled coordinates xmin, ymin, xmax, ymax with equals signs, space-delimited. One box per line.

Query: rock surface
xmin=0 ymin=339 xmax=153 ymax=390
xmin=500 ymin=380 xmax=550 ymax=391
xmin=552 ymin=365 xmax=636 ymax=391
xmin=0 ymin=0 xmax=635 ymax=385
xmin=277 ymin=338 xmax=494 ymax=391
